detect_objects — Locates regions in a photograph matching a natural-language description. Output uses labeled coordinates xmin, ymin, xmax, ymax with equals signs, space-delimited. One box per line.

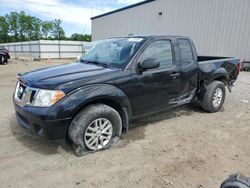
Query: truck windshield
xmin=80 ymin=37 xmax=145 ymax=69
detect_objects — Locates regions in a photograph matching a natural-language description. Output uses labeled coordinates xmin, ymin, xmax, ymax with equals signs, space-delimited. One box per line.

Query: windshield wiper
xmin=93 ymin=62 xmax=109 ymax=68
xmin=79 ymin=59 xmax=89 ymax=64
xmin=79 ymin=59 xmax=109 ymax=68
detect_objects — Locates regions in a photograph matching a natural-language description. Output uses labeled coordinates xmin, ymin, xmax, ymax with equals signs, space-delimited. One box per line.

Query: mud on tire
xmin=68 ymin=104 xmax=122 ymax=156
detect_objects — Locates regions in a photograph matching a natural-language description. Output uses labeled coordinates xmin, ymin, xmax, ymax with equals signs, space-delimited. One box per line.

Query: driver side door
xmin=128 ymin=39 xmax=181 ymax=117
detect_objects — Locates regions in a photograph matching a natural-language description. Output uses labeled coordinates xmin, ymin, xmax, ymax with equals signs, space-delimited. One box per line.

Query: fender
xmin=198 ymin=68 xmax=229 ymax=100
xmin=211 ymin=67 xmax=234 ymax=92
xmin=50 ymin=84 xmax=131 ymax=131
xmin=210 ymin=67 xmax=229 ymax=83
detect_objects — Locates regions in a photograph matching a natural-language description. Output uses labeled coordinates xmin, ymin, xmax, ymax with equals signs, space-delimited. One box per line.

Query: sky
xmin=0 ymin=0 xmax=142 ymax=36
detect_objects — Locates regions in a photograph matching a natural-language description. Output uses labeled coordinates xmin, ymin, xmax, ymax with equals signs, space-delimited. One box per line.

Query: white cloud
xmin=0 ymin=0 xmax=112 ymax=29
xmin=117 ymin=0 xmax=143 ymax=4
xmin=0 ymin=0 xmax=144 ymax=34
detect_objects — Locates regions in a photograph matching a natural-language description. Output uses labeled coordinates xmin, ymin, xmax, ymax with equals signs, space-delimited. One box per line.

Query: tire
xmin=68 ymin=104 xmax=122 ymax=156
xmin=0 ymin=55 xmax=3 ymax=64
xmin=221 ymin=181 xmax=249 ymax=188
xmin=4 ymin=58 xmax=8 ymax=64
xmin=4 ymin=58 xmax=8 ymax=65
xmin=0 ymin=55 xmax=7 ymax=65
xmin=200 ymin=81 xmax=226 ymax=113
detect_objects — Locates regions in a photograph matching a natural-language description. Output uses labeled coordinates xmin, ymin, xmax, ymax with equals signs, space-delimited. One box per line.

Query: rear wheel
xmin=68 ymin=104 xmax=122 ymax=156
xmin=200 ymin=81 xmax=226 ymax=112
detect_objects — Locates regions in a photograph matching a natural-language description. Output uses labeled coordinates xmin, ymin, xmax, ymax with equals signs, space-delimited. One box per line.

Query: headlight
xmin=33 ymin=89 xmax=65 ymax=107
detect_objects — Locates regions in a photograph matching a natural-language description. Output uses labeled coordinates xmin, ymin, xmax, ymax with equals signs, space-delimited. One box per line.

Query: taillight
xmin=237 ymin=61 xmax=241 ymax=75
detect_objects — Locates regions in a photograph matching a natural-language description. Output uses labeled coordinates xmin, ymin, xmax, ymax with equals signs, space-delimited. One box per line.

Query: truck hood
xmin=19 ymin=62 xmax=117 ymax=91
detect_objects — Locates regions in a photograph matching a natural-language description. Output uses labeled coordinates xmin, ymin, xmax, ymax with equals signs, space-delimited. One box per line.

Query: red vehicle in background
xmin=0 ymin=46 xmax=10 ymax=65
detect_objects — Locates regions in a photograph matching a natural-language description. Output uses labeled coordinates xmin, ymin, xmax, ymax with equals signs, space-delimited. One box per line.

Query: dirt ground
xmin=0 ymin=60 xmax=249 ymax=188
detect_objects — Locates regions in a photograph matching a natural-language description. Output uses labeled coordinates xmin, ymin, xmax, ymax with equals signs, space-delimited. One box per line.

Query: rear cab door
xmin=171 ymin=37 xmax=199 ymax=105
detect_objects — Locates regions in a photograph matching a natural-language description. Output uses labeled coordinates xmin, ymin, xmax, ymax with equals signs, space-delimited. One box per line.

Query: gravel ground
xmin=0 ymin=60 xmax=249 ymax=188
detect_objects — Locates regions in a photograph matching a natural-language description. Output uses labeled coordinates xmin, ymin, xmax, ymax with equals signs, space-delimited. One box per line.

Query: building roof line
xmin=91 ymin=0 xmax=155 ymax=20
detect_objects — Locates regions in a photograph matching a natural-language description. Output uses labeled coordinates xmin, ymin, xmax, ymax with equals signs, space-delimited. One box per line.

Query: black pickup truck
xmin=13 ymin=36 xmax=240 ymax=155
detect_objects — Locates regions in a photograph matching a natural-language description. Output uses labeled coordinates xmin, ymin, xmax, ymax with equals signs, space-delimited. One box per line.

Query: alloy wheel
xmin=213 ymin=88 xmax=223 ymax=107
xmin=84 ymin=118 xmax=113 ymax=151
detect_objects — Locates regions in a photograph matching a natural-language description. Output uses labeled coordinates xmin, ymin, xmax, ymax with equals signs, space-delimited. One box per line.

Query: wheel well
xmin=198 ymin=76 xmax=228 ymax=100
xmin=74 ymin=98 xmax=128 ymax=130
xmin=213 ymin=76 xmax=228 ymax=86
xmin=88 ymin=98 xmax=124 ymax=116
xmin=65 ymin=98 xmax=128 ymax=143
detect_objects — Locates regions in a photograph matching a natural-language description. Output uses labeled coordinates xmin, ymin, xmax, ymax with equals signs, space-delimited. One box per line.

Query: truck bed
xmin=198 ymin=55 xmax=231 ymax=62
xmin=198 ymin=56 xmax=240 ymax=86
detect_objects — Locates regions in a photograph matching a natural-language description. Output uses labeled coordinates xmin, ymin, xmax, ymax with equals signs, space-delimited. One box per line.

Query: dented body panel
xmin=198 ymin=57 xmax=239 ymax=85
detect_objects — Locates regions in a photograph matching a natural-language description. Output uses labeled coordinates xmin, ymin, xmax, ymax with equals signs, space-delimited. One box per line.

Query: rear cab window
xmin=177 ymin=39 xmax=194 ymax=66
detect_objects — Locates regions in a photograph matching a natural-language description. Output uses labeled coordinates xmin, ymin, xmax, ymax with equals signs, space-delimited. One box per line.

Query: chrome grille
xmin=17 ymin=82 xmax=26 ymax=99
xmin=14 ymin=81 xmax=38 ymax=106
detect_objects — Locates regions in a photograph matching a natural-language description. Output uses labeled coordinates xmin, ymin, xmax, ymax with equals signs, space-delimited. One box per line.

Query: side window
xmin=138 ymin=40 xmax=173 ymax=69
xmin=177 ymin=39 xmax=194 ymax=66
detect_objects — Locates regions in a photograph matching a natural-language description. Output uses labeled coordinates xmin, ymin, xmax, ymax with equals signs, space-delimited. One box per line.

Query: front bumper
xmin=14 ymin=101 xmax=72 ymax=140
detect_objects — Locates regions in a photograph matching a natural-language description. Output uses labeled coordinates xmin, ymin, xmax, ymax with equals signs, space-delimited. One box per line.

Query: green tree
xmin=29 ymin=17 xmax=42 ymax=40
xmin=18 ymin=11 xmax=27 ymax=41
xmin=0 ymin=16 xmax=9 ymax=43
xmin=71 ymin=33 xmax=91 ymax=42
xmin=52 ymin=19 xmax=65 ymax=40
xmin=1 ymin=11 xmax=91 ymax=43
xmin=71 ymin=33 xmax=83 ymax=41
xmin=83 ymin=34 xmax=91 ymax=41
xmin=41 ymin=21 xmax=53 ymax=39
xmin=5 ymin=11 xmax=42 ymax=42
xmin=6 ymin=12 xmax=20 ymax=41
xmin=19 ymin=12 xmax=42 ymax=40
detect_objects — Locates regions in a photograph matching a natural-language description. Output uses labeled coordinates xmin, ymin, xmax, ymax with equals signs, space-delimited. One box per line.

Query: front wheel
xmin=68 ymin=104 xmax=122 ymax=156
xmin=200 ymin=81 xmax=226 ymax=113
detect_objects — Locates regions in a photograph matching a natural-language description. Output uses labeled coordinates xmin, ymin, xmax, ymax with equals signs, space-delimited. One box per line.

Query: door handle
xmin=170 ymin=72 xmax=180 ymax=79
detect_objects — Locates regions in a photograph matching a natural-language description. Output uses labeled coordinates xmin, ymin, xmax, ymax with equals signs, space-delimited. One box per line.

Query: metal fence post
xmin=14 ymin=43 xmax=16 ymax=59
xmin=29 ymin=41 xmax=31 ymax=54
xmin=38 ymin=40 xmax=41 ymax=60
xmin=58 ymin=40 xmax=61 ymax=59
xmin=21 ymin=43 xmax=23 ymax=54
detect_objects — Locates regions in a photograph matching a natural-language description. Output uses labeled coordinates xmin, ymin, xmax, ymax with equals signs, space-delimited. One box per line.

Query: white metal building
xmin=91 ymin=0 xmax=250 ymax=61
xmin=1 ymin=40 xmax=91 ymax=60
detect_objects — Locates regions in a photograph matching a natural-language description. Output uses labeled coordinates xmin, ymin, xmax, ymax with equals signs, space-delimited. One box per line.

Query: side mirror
xmin=138 ymin=59 xmax=160 ymax=72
